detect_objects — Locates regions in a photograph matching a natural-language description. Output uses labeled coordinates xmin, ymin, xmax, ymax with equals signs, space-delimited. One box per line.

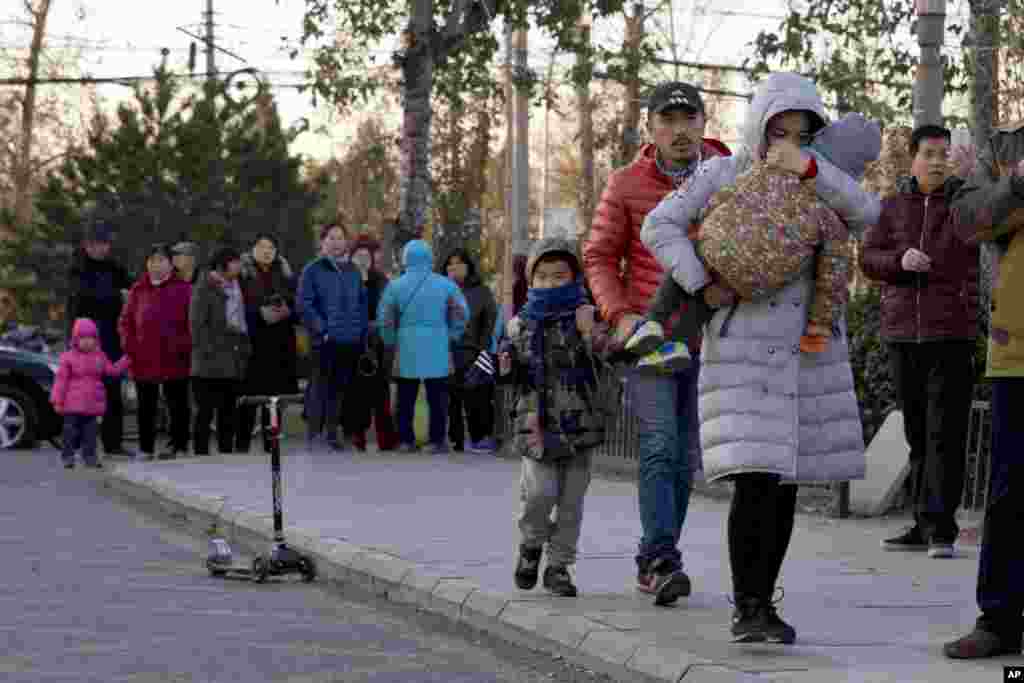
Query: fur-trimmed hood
xmin=240 ymin=251 xmax=293 ymax=280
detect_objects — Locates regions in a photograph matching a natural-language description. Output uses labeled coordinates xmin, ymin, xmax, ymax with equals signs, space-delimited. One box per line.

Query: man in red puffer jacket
xmin=583 ymin=82 xmax=730 ymax=606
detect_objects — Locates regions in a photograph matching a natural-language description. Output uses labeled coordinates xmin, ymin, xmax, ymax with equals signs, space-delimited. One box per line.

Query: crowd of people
xmin=56 ymin=224 xmax=507 ymax=465
xmin=41 ymin=70 xmax=1023 ymax=659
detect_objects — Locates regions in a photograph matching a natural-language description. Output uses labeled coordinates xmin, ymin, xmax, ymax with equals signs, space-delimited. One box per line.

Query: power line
xmin=694 ymin=9 xmax=786 ymax=21
xmin=0 ymin=69 xmax=309 ymax=87
xmin=176 ymin=26 xmax=246 ymax=64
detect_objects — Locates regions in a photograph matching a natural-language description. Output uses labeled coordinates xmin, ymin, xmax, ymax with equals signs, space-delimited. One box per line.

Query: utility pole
xmin=511 ymin=29 xmax=530 ymax=261
xmin=205 ymin=0 xmax=216 ymax=80
xmin=913 ymin=0 xmax=946 ymax=127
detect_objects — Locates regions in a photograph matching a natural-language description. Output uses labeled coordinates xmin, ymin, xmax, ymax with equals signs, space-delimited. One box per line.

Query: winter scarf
xmin=519 ymin=280 xmax=593 ymax=429
xmin=210 ymin=271 xmax=248 ymax=334
xmin=655 ymin=149 xmax=702 ymax=188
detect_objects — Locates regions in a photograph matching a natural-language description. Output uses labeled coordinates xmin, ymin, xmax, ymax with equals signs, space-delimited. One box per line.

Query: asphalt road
xmin=1 ymin=452 xmax=614 ymax=683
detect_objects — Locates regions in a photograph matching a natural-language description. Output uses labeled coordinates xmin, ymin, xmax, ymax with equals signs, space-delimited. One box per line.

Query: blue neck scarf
xmin=519 ymin=280 xmax=591 ymax=433
xmin=520 ymin=280 xmax=587 ymax=322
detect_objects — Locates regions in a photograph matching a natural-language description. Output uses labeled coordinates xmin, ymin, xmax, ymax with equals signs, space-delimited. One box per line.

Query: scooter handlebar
xmin=237 ymin=394 xmax=306 ymax=408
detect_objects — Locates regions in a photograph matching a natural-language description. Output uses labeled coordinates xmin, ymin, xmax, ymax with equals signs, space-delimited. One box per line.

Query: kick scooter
xmin=205 ymin=393 xmax=317 ymax=583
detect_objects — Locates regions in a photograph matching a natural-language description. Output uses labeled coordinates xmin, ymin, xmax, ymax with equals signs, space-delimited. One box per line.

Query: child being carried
xmin=626 ymin=113 xmax=882 ymax=372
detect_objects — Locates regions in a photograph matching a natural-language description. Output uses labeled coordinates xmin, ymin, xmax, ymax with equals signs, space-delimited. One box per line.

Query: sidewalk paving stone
xmin=101 ymin=444 xmax=1023 ymax=682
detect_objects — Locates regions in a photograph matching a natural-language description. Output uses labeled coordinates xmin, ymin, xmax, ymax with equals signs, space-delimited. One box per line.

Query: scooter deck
xmin=207 ymin=555 xmax=317 ymax=583
xmin=207 ymin=562 xmax=256 ymax=579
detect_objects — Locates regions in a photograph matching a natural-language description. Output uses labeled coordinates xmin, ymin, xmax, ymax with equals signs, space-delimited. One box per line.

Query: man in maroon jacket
xmin=583 ymin=82 xmax=731 ymax=606
xmin=861 ymin=124 xmax=980 ymax=559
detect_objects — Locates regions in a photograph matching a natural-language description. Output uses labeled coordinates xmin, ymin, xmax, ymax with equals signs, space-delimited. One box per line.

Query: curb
xmin=101 ymin=465 xmax=761 ymax=683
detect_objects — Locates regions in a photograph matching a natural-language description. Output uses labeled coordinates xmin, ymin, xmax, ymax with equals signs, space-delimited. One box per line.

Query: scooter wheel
xmin=252 ymin=556 xmax=269 ymax=583
xmin=300 ymin=556 xmax=317 ymax=583
xmin=206 ymin=560 xmax=227 ymax=577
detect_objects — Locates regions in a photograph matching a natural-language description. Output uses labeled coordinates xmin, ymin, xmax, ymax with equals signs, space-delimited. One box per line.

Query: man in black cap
xmin=67 ymin=219 xmax=135 ymax=457
xmin=583 ymin=81 xmax=731 ymax=606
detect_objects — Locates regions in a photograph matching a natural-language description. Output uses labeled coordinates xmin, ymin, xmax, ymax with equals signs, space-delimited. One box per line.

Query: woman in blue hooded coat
xmin=377 ymin=240 xmax=468 ymax=454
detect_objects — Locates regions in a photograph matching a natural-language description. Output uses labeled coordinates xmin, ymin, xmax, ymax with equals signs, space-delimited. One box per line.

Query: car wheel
xmin=0 ymin=384 xmax=38 ymax=449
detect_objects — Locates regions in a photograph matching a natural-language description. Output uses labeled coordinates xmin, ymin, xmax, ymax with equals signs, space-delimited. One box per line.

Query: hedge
xmin=846 ymin=285 xmax=991 ymax=445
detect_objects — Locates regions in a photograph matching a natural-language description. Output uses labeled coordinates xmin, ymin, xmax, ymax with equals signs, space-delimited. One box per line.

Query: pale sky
xmin=2 ymin=0 xmax=976 ymax=160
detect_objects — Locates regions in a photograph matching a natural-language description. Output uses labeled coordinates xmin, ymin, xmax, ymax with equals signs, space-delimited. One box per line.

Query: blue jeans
xmin=626 ymin=357 xmax=700 ymax=571
xmin=976 ymin=377 xmax=1024 ymax=633
xmin=395 ymin=377 xmax=449 ymax=447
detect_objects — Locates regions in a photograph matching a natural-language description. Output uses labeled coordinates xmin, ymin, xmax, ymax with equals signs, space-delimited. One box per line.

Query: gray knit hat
xmin=526 ymin=237 xmax=580 ymax=281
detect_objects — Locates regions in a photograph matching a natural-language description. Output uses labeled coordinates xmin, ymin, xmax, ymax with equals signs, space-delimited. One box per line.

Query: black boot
xmin=759 ymin=589 xmax=796 ymax=644
xmin=730 ymin=595 xmax=766 ymax=643
xmin=514 ymin=545 xmax=542 ymax=590
xmin=542 ymin=565 xmax=578 ymax=597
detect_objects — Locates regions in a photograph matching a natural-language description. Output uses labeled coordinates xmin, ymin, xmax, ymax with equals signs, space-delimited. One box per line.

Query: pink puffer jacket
xmin=50 ymin=318 xmax=130 ymax=416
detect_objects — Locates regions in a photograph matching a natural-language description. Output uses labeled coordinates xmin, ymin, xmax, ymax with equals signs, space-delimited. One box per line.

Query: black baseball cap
xmin=647 ymin=82 xmax=704 ymax=115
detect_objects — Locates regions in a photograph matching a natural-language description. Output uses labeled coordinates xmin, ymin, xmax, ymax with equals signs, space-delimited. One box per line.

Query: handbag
xmin=357 ymin=342 xmax=379 ymax=377
xmin=463 ymin=349 xmax=496 ymax=389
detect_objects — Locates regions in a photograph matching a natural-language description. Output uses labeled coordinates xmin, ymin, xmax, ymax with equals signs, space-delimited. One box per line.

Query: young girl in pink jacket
xmin=50 ymin=318 xmax=131 ymax=469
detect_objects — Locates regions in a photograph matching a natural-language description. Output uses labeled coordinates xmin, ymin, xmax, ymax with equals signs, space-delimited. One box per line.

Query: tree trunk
xmin=11 ymin=0 xmax=53 ymax=240
xmin=384 ymin=0 xmax=434 ymax=274
xmin=577 ymin=19 xmax=595 ymax=243
xmin=619 ymin=2 xmax=644 ymax=168
xmin=468 ymin=105 xmax=490 ymax=211
xmin=540 ymin=51 xmax=556 ymax=237
xmin=969 ymin=0 xmax=1001 ymax=330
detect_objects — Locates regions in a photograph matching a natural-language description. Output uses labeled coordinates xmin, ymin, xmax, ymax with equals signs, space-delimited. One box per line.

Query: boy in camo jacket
xmin=627 ymin=113 xmax=881 ymax=371
xmin=498 ymin=238 xmax=613 ymax=598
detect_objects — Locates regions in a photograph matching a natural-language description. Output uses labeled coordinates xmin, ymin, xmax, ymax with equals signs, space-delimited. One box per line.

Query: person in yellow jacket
xmin=945 ymin=121 xmax=1024 ymax=659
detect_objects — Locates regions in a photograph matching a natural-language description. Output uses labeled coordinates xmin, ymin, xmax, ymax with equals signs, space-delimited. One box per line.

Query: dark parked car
xmin=0 ymin=345 xmax=62 ymax=449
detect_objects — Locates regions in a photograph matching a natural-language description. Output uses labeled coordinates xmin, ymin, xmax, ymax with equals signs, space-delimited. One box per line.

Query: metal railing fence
xmin=495 ymin=385 xmax=994 ymax=517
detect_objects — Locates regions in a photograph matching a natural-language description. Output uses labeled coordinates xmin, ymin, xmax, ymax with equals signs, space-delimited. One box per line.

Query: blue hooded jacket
xmin=377 ymin=240 xmax=469 ymax=379
xmin=296 ymin=255 xmax=368 ymax=348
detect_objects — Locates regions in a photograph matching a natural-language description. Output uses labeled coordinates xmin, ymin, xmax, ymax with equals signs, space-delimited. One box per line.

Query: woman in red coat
xmin=118 ymin=243 xmax=193 ymax=460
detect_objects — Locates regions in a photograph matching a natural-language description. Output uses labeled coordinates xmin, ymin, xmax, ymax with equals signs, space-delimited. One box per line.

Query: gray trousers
xmin=518 ymin=451 xmax=592 ymax=567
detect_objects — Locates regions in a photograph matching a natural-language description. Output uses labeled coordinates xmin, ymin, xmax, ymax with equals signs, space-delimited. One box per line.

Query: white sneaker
xmin=624 ymin=320 xmax=666 ymax=357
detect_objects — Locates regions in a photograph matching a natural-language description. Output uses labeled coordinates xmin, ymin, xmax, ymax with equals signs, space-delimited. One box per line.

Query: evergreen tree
xmin=1 ymin=65 xmax=320 ymax=317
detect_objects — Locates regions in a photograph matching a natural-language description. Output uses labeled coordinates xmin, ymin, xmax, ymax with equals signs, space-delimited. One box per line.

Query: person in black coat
xmin=439 ymin=248 xmax=498 ymax=453
xmin=236 ymin=233 xmax=299 ymax=452
xmin=342 ymin=234 xmax=399 ymax=452
xmin=66 ymin=220 xmax=135 ymax=456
